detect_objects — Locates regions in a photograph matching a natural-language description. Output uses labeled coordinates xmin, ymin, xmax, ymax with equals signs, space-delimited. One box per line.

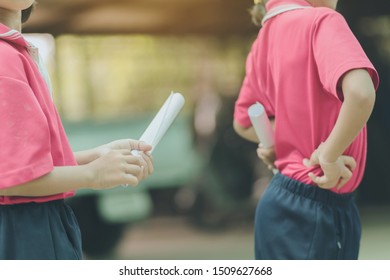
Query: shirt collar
xmin=0 ymin=23 xmax=30 ymax=48
xmin=266 ymin=0 xmax=313 ymax=11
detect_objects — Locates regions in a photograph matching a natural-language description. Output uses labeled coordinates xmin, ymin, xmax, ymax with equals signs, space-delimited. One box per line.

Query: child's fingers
xmin=309 ymin=172 xmax=336 ymax=189
xmin=128 ymin=140 xmax=152 ymax=152
xmin=124 ymin=174 xmax=139 ymax=187
xmin=337 ymin=166 xmax=353 ymax=190
xmin=145 ymin=153 xmax=154 ymax=174
xmin=258 ymin=152 xmax=273 ymax=168
xmin=308 ymin=172 xmax=319 ymax=183
xmin=124 ymin=164 xmax=142 ymax=176
xmin=303 ymin=150 xmax=320 ymax=167
xmin=342 ymin=155 xmax=357 ymax=171
xmin=137 ymin=141 xmax=152 ymax=152
xmin=303 ymin=157 xmax=318 ymax=167
xmin=140 ymin=153 xmax=154 ymax=177
xmin=256 ymin=148 xmax=263 ymax=159
xmin=258 ymin=143 xmax=264 ymax=149
xmin=257 ymin=147 xmax=270 ymax=157
xmin=303 ymin=158 xmax=311 ymax=167
xmin=124 ymin=154 xmax=141 ymax=165
xmin=337 ymin=177 xmax=348 ymax=190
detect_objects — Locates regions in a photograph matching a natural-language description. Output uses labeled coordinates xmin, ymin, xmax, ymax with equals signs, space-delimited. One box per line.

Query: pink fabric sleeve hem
xmin=0 ymin=154 xmax=54 ymax=189
xmin=331 ymin=61 xmax=380 ymax=99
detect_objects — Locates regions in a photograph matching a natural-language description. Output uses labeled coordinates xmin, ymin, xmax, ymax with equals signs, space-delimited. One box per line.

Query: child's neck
xmin=0 ymin=8 xmax=22 ymax=31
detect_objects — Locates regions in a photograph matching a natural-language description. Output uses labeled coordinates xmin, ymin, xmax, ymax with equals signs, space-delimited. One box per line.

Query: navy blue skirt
xmin=0 ymin=199 xmax=82 ymax=260
xmin=254 ymin=172 xmax=361 ymax=260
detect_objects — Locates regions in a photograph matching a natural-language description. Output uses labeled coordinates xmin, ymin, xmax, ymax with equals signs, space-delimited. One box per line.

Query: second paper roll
xmin=248 ymin=102 xmax=274 ymax=148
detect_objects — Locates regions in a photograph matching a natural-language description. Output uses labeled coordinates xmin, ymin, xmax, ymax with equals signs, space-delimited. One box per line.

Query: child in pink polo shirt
xmin=0 ymin=1 xmax=153 ymax=259
xmin=234 ymin=0 xmax=378 ymax=259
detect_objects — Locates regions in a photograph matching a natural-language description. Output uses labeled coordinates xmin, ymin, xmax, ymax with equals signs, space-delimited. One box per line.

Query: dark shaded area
xmin=188 ymin=96 xmax=259 ymax=229
xmin=338 ymin=0 xmax=390 ymax=205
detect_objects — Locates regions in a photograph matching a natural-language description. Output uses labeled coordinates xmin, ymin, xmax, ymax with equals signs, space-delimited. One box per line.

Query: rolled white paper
xmin=248 ymin=103 xmax=277 ymax=174
xmin=133 ymin=92 xmax=185 ymax=154
xmin=248 ymin=102 xmax=274 ymax=148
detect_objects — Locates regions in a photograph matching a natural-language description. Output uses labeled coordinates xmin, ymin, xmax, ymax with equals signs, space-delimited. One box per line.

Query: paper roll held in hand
xmin=132 ymin=92 xmax=185 ymax=155
xmin=248 ymin=102 xmax=274 ymax=148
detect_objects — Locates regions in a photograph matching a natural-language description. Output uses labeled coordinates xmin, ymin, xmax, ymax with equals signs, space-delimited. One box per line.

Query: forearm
xmin=233 ymin=118 xmax=276 ymax=144
xmin=74 ymin=147 xmax=100 ymax=165
xmin=233 ymin=120 xmax=260 ymax=143
xmin=0 ymin=139 xmax=152 ymax=197
xmin=321 ymin=69 xmax=376 ymax=162
xmin=0 ymin=165 xmax=94 ymax=197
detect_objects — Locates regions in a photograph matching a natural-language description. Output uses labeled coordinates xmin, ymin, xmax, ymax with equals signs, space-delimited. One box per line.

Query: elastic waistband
xmin=271 ymin=173 xmax=356 ymax=207
xmin=0 ymin=199 xmax=65 ymax=208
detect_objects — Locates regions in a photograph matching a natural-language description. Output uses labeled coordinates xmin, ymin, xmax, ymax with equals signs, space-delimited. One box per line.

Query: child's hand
xmin=99 ymin=139 xmax=152 ymax=155
xmin=303 ymin=144 xmax=356 ymax=190
xmin=90 ymin=139 xmax=154 ymax=189
xmin=88 ymin=149 xmax=143 ymax=189
xmin=137 ymin=151 xmax=154 ymax=180
xmin=100 ymin=139 xmax=154 ymax=181
xmin=257 ymin=143 xmax=276 ymax=171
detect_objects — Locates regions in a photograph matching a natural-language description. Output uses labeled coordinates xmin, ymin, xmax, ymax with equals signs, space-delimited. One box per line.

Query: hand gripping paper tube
xmin=132 ymin=92 xmax=185 ymax=155
xmin=248 ymin=102 xmax=278 ymax=174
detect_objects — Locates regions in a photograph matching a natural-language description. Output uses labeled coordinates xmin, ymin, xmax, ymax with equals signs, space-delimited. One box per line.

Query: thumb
xmin=303 ymin=149 xmax=320 ymax=167
xmin=138 ymin=141 xmax=152 ymax=152
xmin=303 ymin=158 xmax=312 ymax=167
xmin=129 ymin=140 xmax=152 ymax=152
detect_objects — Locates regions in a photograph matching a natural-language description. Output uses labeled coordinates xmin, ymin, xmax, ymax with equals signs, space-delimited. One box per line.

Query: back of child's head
xmin=250 ymin=0 xmax=268 ymax=27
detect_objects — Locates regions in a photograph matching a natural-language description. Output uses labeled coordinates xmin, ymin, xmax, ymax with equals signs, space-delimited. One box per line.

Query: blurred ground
xmin=111 ymin=205 xmax=390 ymax=260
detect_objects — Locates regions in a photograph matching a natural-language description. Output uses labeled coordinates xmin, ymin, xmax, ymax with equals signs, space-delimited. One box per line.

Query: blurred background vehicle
xmin=23 ymin=0 xmax=390 ymax=259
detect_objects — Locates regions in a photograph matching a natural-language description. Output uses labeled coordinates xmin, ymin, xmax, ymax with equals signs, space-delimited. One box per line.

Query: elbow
xmin=233 ymin=120 xmax=255 ymax=142
xmin=233 ymin=120 xmax=240 ymax=134
xmin=233 ymin=120 xmax=245 ymax=137
xmin=347 ymin=86 xmax=376 ymax=113
xmin=365 ymin=88 xmax=376 ymax=111
xmin=342 ymin=69 xmax=376 ymax=113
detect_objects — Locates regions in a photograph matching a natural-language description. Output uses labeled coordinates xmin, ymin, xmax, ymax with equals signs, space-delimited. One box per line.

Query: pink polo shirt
xmin=0 ymin=24 xmax=76 ymax=204
xmin=234 ymin=0 xmax=379 ymax=193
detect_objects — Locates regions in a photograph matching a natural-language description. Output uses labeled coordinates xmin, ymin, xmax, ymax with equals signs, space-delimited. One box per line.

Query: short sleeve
xmin=234 ymin=48 xmax=274 ymax=128
xmin=0 ymin=77 xmax=53 ymax=188
xmin=313 ymin=11 xmax=379 ymax=99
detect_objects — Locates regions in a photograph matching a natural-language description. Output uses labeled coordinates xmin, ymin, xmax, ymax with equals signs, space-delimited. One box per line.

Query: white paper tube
xmin=248 ymin=102 xmax=274 ymax=148
xmin=248 ymin=102 xmax=278 ymax=174
xmin=133 ymin=92 xmax=185 ymax=154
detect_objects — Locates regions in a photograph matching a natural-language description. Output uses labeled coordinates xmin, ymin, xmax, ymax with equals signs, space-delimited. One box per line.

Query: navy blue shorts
xmin=0 ymin=199 xmax=82 ymax=260
xmin=254 ymin=173 xmax=361 ymax=260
